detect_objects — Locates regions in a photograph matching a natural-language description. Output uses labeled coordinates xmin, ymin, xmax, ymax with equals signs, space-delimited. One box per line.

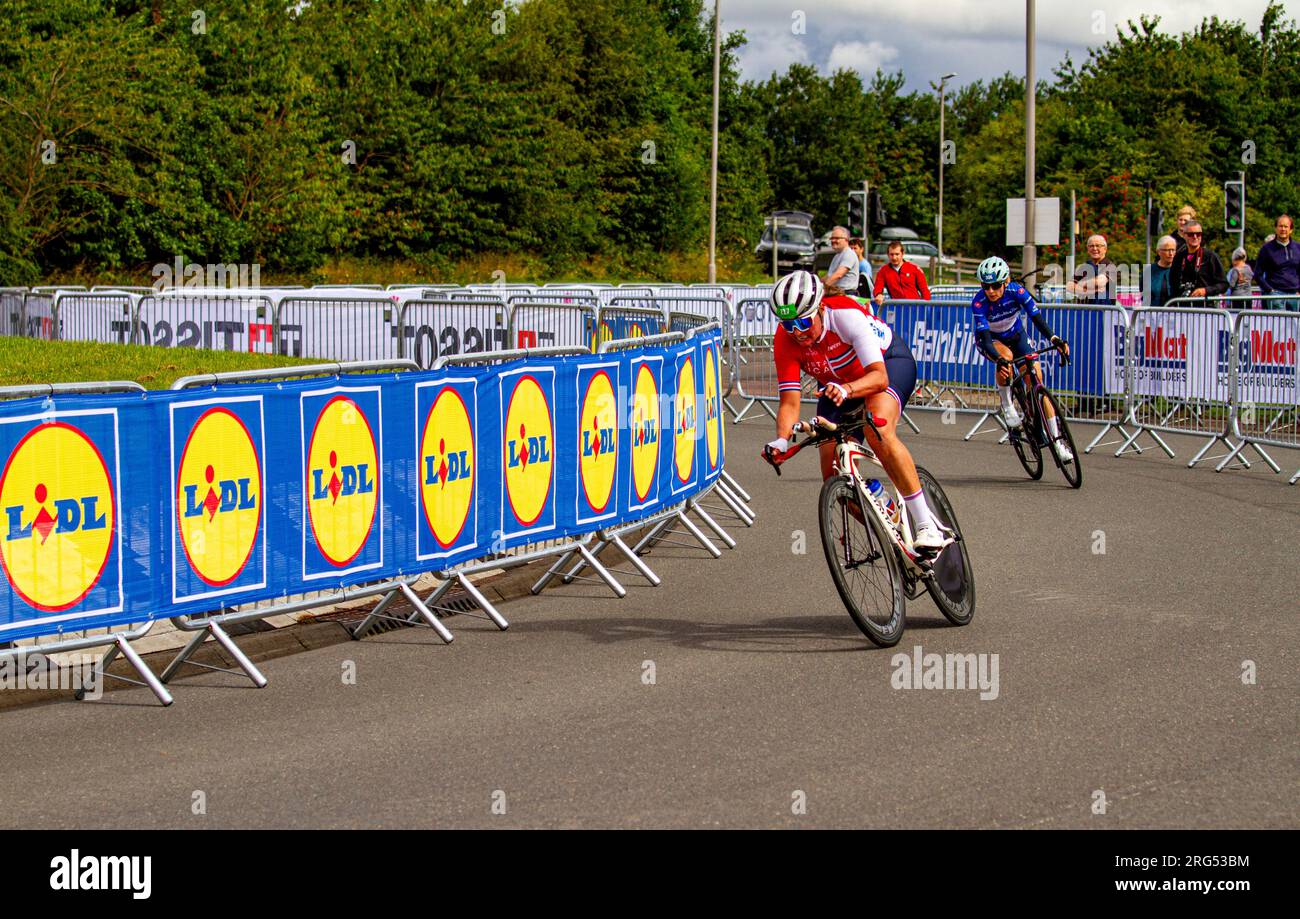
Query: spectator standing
xmin=1226 ymin=248 xmax=1255 ymax=305
xmin=1254 ymin=214 xmax=1300 ymax=311
xmin=1170 ymin=221 xmax=1228 ymax=301
xmin=824 ymin=226 xmax=859 ymax=293
xmin=873 ymin=240 xmax=931 ymax=306
xmin=1173 ymin=205 xmax=1198 ymax=254
xmin=1068 ymin=235 xmax=1118 ymax=305
xmin=1143 ymin=235 xmax=1178 ymax=308
xmin=849 ymin=237 xmax=874 ymax=298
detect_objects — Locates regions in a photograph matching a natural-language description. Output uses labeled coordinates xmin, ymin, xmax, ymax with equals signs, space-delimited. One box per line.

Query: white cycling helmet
xmin=977 ymin=256 xmax=1010 ymax=285
xmin=769 ymin=270 xmax=824 ymax=321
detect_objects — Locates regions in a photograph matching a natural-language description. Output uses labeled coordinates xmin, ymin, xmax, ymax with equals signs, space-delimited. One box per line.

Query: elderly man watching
xmin=1254 ymin=214 xmax=1300 ymax=311
xmin=1068 ymin=235 xmax=1118 ymax=305
xmin=823 ymin=226 xmax=859 ymax=293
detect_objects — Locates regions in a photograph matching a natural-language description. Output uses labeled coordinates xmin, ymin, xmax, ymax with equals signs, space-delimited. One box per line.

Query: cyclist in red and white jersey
xmin=763 ymin=271 xmax=945 ymax=551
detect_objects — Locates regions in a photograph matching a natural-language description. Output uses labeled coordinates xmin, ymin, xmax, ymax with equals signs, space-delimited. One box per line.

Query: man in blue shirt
xmin=1068 ymin=235 xmax=1118 ymax=305
xmin=1254 ymin=215 xmax=1300 ymax=311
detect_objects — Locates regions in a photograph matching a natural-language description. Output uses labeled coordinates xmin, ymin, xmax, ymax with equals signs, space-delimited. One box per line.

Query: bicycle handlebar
xmin=1004 ymin=338 xmax=1071 ymax=370
xmin=760 ymin=412 xmax=890 ymax=476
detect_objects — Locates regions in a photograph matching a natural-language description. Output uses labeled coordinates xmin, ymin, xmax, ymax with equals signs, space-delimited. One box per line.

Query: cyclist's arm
xmin=775 ymin=391 xmax=801 ymax=440
xmin=1020 ymin=289 xmax=1058 ymax=339
xmin=830 ymin=309 xmax=889 ymax=398
xmin=976 ymin=328 xmax=1002 ymax=362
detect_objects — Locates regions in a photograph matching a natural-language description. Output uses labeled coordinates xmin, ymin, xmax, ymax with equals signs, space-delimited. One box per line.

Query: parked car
xmin=868 ymin=239 xmax=956 ymax=273
xmin=754 ymin=211 xmax=817 ymax=275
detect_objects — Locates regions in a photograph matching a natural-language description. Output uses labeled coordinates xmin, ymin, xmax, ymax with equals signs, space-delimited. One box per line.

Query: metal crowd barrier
xmin=397 ymin=297 xmax=510 ymax=369
xmin=1165 ymin=294 xmax=1300 ymax=312
xmin=0 ymin=288 xmax=27 ymax=337
xmin=276 ymin=296 xmax=402 ymax=362
xmin=20 ymin=292 xmax=55 ymax=339
xmin=534 ymin=323 xmax=754 ymax=593
xmin=0 ymin=381 xmax=174 ymax=704
xmin=506 ymin=298 xmax=598 ymax=350
xmin=1227 ymin=309 xmax=1299 ymax=482
xmin=1119 ymin=307 xmax=1238 ymax=467
xmin=52 ymin=293 xmax=134 ymax=344
xmin=132 ymin=293 xmax=275 ymax=351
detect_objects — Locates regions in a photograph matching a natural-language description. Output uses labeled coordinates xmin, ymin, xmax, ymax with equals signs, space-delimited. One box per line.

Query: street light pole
xmin=930 ymin=71 xmax=957 ymax=273
xmin=1024 ymin=0 xmax=1037 ymax=288
xmin=708 ymin=0 xmax=721 ymax=284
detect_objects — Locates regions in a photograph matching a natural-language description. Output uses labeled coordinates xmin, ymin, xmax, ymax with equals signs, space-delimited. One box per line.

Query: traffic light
xmin=847 ymin=191 xmax=866 ymax=237
xmin=1147 ymin=205 xmax=1164 ymax=238
xmin=1224 ymin=180 xmax=1244 ymax=232
xmin=870 ymin=188 xmax=887 ymax=227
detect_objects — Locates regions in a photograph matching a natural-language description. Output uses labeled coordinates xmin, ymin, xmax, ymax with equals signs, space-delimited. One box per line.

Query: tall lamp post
xmin=930 ymin=71 xmax=957 ymax=268
xmin=708 ymin=1 xmax=721 ymax=284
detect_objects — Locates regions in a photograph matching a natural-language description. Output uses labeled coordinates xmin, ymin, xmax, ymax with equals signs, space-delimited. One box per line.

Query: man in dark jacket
xmin=1254 ymin=214 xmax=1299 ymax=311
xmin=1170 ymin=222 xmax=1227 ymax=301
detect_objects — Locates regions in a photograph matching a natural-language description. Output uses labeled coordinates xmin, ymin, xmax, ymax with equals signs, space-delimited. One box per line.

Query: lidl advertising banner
xmin=0 ymin=330 xmax=726 ymax=641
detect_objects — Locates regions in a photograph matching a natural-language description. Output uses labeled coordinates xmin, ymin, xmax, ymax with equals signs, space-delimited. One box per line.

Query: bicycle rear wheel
xmin=914 ymin=466 xmax=975 ymax=626
xmin=818 ymin=475 xmax=905 ymax=647
xmin=1040 ymin=388 xmax=1083 ymax=489
xmin=1009 ymin=383 xmax=1043 ymax=480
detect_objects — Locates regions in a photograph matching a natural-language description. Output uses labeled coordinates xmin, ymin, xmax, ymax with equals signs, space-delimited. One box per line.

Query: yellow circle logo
xmin=420 ymin=388 xmax=475 ymax=548
xmin=0 ymin=422 xmax=115 ymax=612
xmin=631 ymin=364 xmax=660 ymax=502
xmin=675 ymin=358 xmax=698 ymax=484
xmin=579 ymin=371 xmax=618 ymax=514
xmin=306 ymin=396 xmax=379 ymax=567
xmin=177 ymin=408 xmax=261 ymax=586
xmin=504 ymin=375 xmax=554 ymax=526
xmin=705 ymin=347 xmax=720 ymax=469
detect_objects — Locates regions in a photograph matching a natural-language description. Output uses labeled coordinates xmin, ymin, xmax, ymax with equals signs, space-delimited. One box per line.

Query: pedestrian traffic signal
xmin=870 ymin=188 xmax=887 ymax=227
xmin=1224 ymin=180 xmax=1244 ymax=232
xmin=847 ymin=191 xmax=866 ymax=237
xmin=1147 ymin=205 xmax=1164 ymax=238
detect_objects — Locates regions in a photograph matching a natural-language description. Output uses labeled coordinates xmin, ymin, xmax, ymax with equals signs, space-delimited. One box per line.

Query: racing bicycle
xmin=1003 ymin=340 xmax=1083 ymax=489
xmin=763 ymin=414 xmax=975 ymax=647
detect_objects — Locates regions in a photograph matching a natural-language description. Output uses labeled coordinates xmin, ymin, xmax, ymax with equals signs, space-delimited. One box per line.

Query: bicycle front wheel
xmin=1010 ymin=383 xmax=1043 ymax=480
xmin=818 ymin=475 xmax=905 ymax=647
xmin=1040 ymin=388 xmax=1083 ymax=489
xmin=915 ymin=466 xmax=975 ymax=626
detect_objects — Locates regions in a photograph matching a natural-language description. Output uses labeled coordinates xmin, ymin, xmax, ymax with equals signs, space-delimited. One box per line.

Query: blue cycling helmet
xmin=977 ymin=256 xmax=1010 ymax=285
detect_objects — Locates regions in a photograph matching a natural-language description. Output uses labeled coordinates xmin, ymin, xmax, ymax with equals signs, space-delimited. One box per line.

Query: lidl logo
xmin=503 ymin=374 xmax=554 ymax=527
xmin=674 ymin=357 xmax=698 ymax=485
xmin=306 ymin=395 xmax=379 ymax=568
xmin=704 ymin=346 xmax=721 ymax=470
xmin=630 ymin=362 xmax=660 ymax=504
xmin=0 ymin=422 xmax=115 ymax=612
xmin=420 ymin=386 xmax=476 ymax=549
xmin=579 ymin=370 xmax=618 ymax=515
xmin=176 ymin=407 xmax=262 ymax=588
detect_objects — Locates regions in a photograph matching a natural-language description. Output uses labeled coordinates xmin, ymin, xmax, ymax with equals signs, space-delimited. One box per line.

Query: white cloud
xmin=826 ymin=40 xmax=901 ymax=78
xmin=722 ymin=0 xmax=1287 ymax=88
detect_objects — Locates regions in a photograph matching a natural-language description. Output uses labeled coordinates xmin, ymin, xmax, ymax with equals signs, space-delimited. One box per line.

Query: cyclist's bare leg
xmin=861 ymin=391 xmax=921 ymax=495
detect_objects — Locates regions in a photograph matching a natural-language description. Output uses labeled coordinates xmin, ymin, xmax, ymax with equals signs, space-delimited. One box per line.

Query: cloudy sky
xmin=725 ymin=0 xmax=1294 ymax=91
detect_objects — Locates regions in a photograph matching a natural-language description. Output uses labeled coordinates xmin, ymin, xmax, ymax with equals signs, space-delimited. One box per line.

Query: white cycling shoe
xmin=1053 ymin=440 xmax=1075 ymax=464
xmin=913 ymin=521 xmax=950 ymax=554
xmin=1000 ymin=404 xmax=1023 ymax=429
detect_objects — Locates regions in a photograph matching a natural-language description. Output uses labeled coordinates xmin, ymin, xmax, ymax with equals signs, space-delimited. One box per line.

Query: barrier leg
xmin=963 ymin=411 xmax=1003 ymax=441
xmin=535 ymin=546 xmax=581 ymax=591
xmin=1187 ymin=435 xmax=1248 ymax=470
xmin=1213 ymin=438 xmax=1249 ymax=473
xmin=610 ymin=534 xmax=661 ymax=586
xmin=632 ymin=518 xmax=674 ymax=555
xmin=160 ymin=622 xmax=268 ymax=688
xmin=353 ymin=585 xmax=401 ymax=639
xmin=900 ymin=410 xmax=921 ymax=434
xmin=76 ymin=635 xmax=174 ymax=706
xmin=560 ymin=543 xmax=598 ymax=584
xmin=721 ymin=470 xmax=752 ymax=503
xmin=1289 ymin=466 xmax=1299 ymax=485
xmin=399 ymin=581 xmax=454 ymax=643
xmin=713 ymin=482 xmax=755 ymax=526
xmin=689 ymin=500 xmax=736 ymax=549
xmin=1247 ymin=442 xmax=1281 ymax=473
xmin=675 ymin=508 xmax=722 ymax=558
xmin=733 ymin=398 xmax=759 ymax=423
xmin=457 ymin=572 xmax=510 ymax=631
xmin=573 ymin=543 xmax=626 ymax=598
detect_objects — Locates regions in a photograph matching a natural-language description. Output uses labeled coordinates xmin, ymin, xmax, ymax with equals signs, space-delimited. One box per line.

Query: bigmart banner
xmin=0 ymin=332 xmax=726 ymax=641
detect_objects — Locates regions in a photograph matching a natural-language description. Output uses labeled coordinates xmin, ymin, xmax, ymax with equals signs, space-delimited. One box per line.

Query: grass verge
xmin=0 ymin=338 xmax=319 ymax=389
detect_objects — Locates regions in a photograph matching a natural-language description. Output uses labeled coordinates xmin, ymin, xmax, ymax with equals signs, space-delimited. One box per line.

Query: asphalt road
xmin=4 ymin=415 xmax=1296 ymax=828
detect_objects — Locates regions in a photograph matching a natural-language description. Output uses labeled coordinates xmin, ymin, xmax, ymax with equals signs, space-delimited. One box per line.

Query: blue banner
xmin=0 ymin=331 xmax=725 ymax=641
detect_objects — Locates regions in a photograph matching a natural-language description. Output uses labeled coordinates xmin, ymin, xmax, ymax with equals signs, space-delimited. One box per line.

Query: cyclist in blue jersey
xmin=971 ymin=257 xmax=1073 ymax=462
